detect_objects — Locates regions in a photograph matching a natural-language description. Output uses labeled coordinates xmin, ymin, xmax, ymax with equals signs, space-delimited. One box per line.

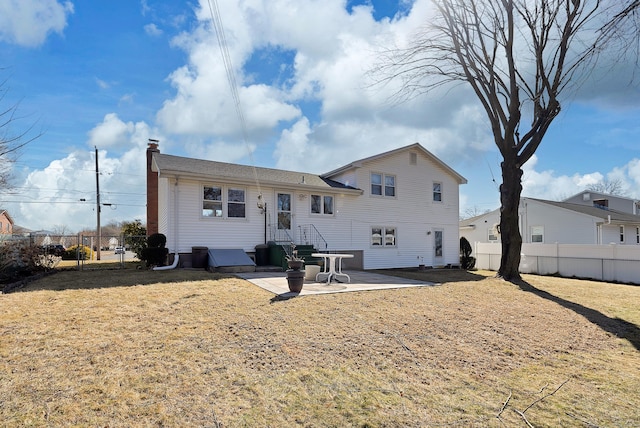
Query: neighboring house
xmin=562 ymin=190 xmax=640 ymax=216
xmin=460 ymin=197 xmax=640 ymax=246
xmin=147 ymin=142 xmax=467 ymax=269
xmin=0 ymin=210 xmax=14 ymax=235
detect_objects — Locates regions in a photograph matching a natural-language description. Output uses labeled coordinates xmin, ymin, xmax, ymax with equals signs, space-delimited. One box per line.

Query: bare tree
xmin=461 ymin=205 xmax=492 ymax=220
xmin=374 ymin=0 xmax=639 ymax=281
xmin=1 ymin=72 xmax=41 ymax=191
xmin=587 ymin=179 xmax=625 ymax=196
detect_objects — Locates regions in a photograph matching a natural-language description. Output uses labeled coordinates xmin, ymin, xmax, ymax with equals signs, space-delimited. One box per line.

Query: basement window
xmin=531 ymin=226 xmax=544 ymax=243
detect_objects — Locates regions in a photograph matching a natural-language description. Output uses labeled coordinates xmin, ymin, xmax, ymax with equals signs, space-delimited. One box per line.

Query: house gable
xmin=322 ymin=143 xmax=467 ymax=187
xmin=0 ymin=210 xmax=14 ymax=234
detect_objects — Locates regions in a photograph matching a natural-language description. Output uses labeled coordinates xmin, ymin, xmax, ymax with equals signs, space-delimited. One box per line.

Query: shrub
xmin=63 ymin=245 xmax=92 ymax=261
xmin=139 ymin=233 xmax=168 ymax=267
xmin=147 ymin=233 xmax=167 ymax=249
xmin=0 ymin=240 xmax=51 ymax=284
xmin=122 ymin=219 xmax=147 ymax=260
xmin=459 ymin=237 xmax=476 ymax=270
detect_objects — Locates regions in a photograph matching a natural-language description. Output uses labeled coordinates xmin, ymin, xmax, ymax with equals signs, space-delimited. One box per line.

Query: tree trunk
xmin=497 ymin=156 xmax=523 ymax=281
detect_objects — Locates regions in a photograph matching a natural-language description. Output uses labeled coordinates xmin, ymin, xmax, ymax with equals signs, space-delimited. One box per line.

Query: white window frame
xmin=371 ymin=226 xmax=396 ymax=247
xmin=202 ymin=185 xmax=223 ymax=218
xmin=433 ymin=182 xmax=442 ymax=202
xmin=227 ymin=187 xmax=246 ymax=218
xmin=310 ymin=194 xmax=334 ymax=216
xmin=371 ymin=172 xmax=396 ymax=198
xmin=620 ymin=225 xmax=625 ymax=243
xmin=202 ymin=184 xmax=246 ymax=219
xmin=531 ymin=225 xmax=544 ymax=243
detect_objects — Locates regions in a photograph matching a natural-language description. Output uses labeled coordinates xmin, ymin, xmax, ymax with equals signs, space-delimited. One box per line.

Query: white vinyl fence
xmin=474 ymin=242 xmax=640 ymax=285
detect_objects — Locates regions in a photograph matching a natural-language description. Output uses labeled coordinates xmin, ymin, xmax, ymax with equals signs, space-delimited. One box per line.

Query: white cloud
xmin=144 ymin=23 xmax=162 ymax=37
xmin=520 ymin=155 xmax=640 ymax=202
xmin=88 ymin=114 xmax=134 ymax=149
xmin=13 ymin=121 xmax=156 ymax=231
xmin=0 ymin=0 xmax=74 ymax=47
xmin=95 ymin=78 xmax=110 ymax=90
xmin=157 ymin=0 xmax=493 ymax=174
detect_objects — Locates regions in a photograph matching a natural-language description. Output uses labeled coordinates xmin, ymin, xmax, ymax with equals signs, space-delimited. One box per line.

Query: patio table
xmin=312 ymin=253 xmax=354 ymax=284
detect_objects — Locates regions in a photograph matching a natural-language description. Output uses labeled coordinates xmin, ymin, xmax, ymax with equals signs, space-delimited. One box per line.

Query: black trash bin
xmin=192 ymin=246 xmax=208 ymax=269
xmin=255 ymin=244 xmax=269 ymax=266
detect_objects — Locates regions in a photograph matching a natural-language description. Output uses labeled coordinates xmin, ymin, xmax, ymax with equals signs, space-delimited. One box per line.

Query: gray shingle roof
xmin=152 ymin=153 xmax=361 ymax=192
xmin=529 ymin=198 xmax=640 ymax=223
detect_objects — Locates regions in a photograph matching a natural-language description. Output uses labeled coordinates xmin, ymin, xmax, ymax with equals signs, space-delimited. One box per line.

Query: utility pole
xmin=95 ymin=146 xmax=101 ymax=261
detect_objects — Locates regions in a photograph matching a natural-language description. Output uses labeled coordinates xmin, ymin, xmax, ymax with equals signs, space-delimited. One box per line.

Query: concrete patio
xmin=236 ymin=270 xmax=436 ymax=297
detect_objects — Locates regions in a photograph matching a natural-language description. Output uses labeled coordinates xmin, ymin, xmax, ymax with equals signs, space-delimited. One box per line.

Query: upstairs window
xmin=433 ymin=182 xmax=442 ymax=202
xmin=371 ymin=173 xmax=396 ymax=197
xmin=620 ymin=225 xmax=625 ymax=243
xmin=311 ymin=194 xmax=334 ymax=215
xmin=384 ymin=175 xmax=396 ymax=196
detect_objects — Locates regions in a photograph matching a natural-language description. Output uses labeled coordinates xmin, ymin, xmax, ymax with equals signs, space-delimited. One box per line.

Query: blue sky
xmin=1 ymin=0 xmax=639 ymax=232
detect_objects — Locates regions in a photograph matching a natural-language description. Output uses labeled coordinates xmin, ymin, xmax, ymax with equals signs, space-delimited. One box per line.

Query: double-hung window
xmin=433 ymin=182 xmax=442 ymax=202
xmin=371 ymin=173 xmax=396 ymax=197
xmin=311 ymin=194 xmax=334 ymax=215
xmin=203 ymin=185 xmax=246 ymax=218
xmin=371 ymin=227 xmax=396 ymax=247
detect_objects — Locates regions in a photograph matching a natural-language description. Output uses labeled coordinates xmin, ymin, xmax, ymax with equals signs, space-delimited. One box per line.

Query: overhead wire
xmin=205 ymin=0 xmax=263 ymax=199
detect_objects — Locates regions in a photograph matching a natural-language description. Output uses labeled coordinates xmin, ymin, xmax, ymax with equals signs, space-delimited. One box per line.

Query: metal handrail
xmin=297 ymin=224 xmax=328 ymax=251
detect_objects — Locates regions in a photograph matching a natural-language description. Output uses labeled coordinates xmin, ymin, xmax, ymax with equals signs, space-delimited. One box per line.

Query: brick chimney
xmin=146 ymin=141 xmax=160 ymax=236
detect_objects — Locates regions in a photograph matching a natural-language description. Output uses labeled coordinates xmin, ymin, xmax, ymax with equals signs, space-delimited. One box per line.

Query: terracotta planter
xmin=286 ymin=270 xmax=304 ymax=293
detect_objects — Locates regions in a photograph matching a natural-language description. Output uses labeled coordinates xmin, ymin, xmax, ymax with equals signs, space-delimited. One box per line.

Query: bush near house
xmin=140 ymin=233 xmax=168 ymax=267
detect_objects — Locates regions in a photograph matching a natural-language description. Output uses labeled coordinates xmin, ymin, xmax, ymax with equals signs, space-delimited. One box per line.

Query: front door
xmin=276 ymin=192 xmax=293 ymax=240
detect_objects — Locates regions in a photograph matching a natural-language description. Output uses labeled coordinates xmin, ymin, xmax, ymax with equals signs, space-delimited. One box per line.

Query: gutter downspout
xmin=153 ymin=253 xmax=179 ymax=271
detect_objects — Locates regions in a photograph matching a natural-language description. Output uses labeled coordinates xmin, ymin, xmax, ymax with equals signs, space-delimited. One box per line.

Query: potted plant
xmin=286 ymin=245 xmax=304 ymax=293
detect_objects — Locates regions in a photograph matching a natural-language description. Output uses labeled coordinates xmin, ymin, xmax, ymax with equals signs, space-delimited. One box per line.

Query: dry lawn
xmin=1 ymin=267 xmax=638 ymax=427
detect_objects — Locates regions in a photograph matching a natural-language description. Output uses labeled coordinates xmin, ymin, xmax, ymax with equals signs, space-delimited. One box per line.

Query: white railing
xmin=474 ymin=242 xmax=640 ymax=285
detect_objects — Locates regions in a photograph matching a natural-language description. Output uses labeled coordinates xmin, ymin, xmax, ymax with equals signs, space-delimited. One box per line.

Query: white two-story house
xmin=147 ymin=142 xmax=467 ymax=270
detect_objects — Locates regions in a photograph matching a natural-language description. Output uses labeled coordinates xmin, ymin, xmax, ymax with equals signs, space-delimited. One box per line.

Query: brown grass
xmin=1 ymin=267 xmax=638 ymax=427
